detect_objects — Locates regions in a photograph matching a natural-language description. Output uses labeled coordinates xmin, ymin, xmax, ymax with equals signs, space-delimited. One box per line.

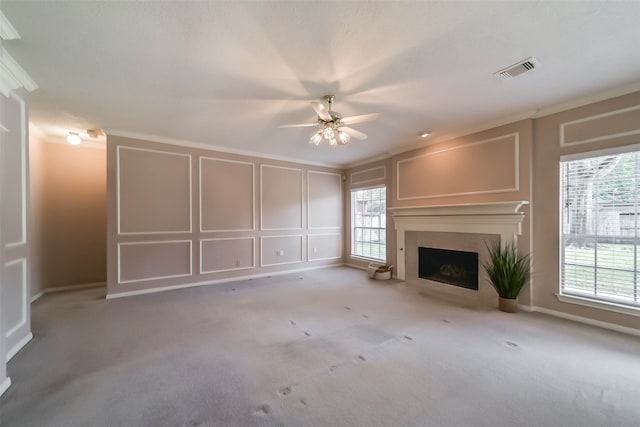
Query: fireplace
xmin=419 ymin=247 xmax=478 ymax=290
xmin=388 ymin=202 xmax=528 ymax=306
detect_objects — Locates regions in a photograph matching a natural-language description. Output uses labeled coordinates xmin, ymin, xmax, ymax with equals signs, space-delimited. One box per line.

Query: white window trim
xmin=351 ymin=185 xmax=387 ymax=262
xmin=351 ymin=254 xmax=387 ymax=263
xmin=559 ymin=144 xmax=640 ymax=311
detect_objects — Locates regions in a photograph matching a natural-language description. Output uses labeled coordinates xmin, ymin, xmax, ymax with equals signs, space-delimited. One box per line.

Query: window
xmin=351 ymin=187 xmax=386 ymax=261
xmin=560 ymin=149 xmax=640 ymax=309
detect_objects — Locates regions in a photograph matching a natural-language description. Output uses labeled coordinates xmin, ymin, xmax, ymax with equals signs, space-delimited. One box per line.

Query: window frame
xmin=559 ymin=143 xmax=640 ymax=316
xmin=350 ymin=185 xmax=387 ymax=263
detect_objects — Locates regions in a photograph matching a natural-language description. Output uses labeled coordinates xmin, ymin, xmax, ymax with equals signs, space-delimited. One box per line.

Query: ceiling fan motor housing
xmin=318 ymin=111 xmax=342 ymax=127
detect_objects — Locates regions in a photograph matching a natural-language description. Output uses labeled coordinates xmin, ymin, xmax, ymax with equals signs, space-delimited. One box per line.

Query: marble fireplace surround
xmin=389 ymin=202 xmax=529 ymax=284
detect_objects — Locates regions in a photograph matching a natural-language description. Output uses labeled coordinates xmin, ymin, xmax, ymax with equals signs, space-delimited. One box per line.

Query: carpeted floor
xmin=1 ymin=266 xmax=639 ymax=426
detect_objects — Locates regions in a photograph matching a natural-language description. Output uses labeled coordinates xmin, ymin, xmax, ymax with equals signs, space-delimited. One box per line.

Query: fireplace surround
xmin=389 ymin=202 xmax=528 ymax=304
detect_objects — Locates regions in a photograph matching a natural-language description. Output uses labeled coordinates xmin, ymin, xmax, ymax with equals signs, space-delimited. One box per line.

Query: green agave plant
xmin=482 ymin=240 xmax=531 ymax=299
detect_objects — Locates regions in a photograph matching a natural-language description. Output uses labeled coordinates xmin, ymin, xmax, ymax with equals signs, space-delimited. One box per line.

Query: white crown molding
xmin=104 ymin=128 xmax=341 ymax=169
xmin=534 ymin=80 xmax=640 ymax=119
xmin=0 ymin=49 xmax=38 ymax=97
xmin=0 ymin=10 xmax=20 ymax=41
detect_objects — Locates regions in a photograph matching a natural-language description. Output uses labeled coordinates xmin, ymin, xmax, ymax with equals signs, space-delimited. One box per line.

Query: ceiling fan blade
xmin=310 ymin=101 xmax=332 ymax=121
xmin=341 ymin=126 xmax=368 ymax=140
xmin=278 ymin=123 xmax=318 ymax=128
xmin=340 ymin=113 xmax=381 ymax=125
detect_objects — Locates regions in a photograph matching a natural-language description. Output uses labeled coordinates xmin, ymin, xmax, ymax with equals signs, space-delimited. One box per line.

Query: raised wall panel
xmin=2 ymin=116 xmax=26 ymax=247
xmin=351 ymin=166 xmax=385 ymax=185
xmin=200 ymin=157 xmax=254 ymax=232
xmin=260 ymin=165 xmax=303 ymax=230
xmin=560 ymin=105 xmax=640 ymax=146
xmin=201 ymin=237 xmax=254 ymax=273
xmin=1 ymin=92 xmax=31 ymax=363
xmin=261 ymin=235 xmax=303 ymax=266
xmin=308 ymin=234 xmax=342 ymax=261
xmin=3 ymin=259 xmax=27 ymax=337
xmin=118 ymin=147 xmax=191 ymax=234
xmin=308 ymin=171 xmax=342 ymax=229
xmin=118 ymin=241 xmax=192 ymax=283
xmin=397 ymin=133 xmax=518 ymax=200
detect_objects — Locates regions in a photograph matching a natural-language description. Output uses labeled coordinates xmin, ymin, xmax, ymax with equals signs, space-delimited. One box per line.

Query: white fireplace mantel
xmin=388 ymin=201 xmax=529 ymax=280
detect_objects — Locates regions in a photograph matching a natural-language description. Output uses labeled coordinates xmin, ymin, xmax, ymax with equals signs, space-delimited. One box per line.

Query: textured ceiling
xmin=2 ymin=1 xmax=640 ymax=167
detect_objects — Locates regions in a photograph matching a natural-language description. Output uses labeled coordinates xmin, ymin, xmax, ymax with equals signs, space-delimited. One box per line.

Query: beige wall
xmin=346 ymin=122 xmax=532 ymax=301
xmin=107 ymin=136 xmax=344 ymax=297
xmin=533 ymin=91 xmax=640 ymax=331
xmin=348 ymin=92 xmax=640 ymax=332
xmin=390 ymin=120 xmax=532 ymax=208
xmin=28 ymin=130 xmax=45 ymax=297
xmin=29 ymin=140 xmax=106 ymax=295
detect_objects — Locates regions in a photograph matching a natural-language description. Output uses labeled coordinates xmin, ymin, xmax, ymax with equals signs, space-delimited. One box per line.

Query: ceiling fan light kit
xmin=281 ymin=95 xmax=379 ymax=147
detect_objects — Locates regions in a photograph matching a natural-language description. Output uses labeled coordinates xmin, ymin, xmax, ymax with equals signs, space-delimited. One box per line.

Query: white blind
xmin=560 ymin=151 xmax=640 ymax=307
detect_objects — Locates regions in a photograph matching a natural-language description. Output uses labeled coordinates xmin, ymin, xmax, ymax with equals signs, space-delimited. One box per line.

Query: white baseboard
xmin=30 ymin=290 xmax=45 ymax=303
xmin=31 ymin=282 xmax=106 ymax=303
xmin=107 ymin=264 xmax=345 ymax=299
xmin=530 ymin=305 xmax=640 ymax=337
xmin=0 ymin=377 xmax=11 ymax=397
xmin=7 ymin=332 xmax=33 ymax=361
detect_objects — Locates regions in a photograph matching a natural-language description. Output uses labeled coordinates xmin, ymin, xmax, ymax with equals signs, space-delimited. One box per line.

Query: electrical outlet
xmin=278 ymin=250 xmax=284 ymax=256
xmin=235 ymin=260 xmax=240 ymax=267
xmin=313 ymin=247 xmax=317 ymax=253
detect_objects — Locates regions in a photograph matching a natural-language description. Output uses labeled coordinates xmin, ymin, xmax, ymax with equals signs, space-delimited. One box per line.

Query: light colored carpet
xmin=1 ymin=266 xmax=639 ymax=426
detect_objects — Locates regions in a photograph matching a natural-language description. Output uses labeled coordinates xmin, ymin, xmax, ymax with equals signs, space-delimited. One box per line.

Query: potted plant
xmin=482 ymin=240 xmax=531 ymax=313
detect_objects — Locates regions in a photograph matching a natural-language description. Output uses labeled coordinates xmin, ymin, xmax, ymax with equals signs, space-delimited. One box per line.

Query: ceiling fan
xmin=280 ymin=95 xmax=380 ymax=146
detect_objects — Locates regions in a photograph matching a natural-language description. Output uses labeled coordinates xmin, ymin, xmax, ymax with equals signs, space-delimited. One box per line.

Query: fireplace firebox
xmin=418 ymin=247 xmax=479 ymax=291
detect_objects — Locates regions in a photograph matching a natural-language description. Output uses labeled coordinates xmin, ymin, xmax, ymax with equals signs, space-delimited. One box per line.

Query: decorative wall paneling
xmin=307 ymin=171 xmax=342 ymax=229
xmin=107 ymin=136 xmax=343 ymax=298
xmin=200 ymin=157 xmax=254 ymax=232
xmin=350 ymin=165 xmax=386 ymax=186
xmin=118 ymin=240 xmax=192 ymax=284
xmin=396 ymin=133 xmax=519 ymax=200
xmin=1 ymin=91 xmax=32 ymax=363
xmin=260 ymin=235 xmax=304 ymax=267
xmin=117 ymin=146 xmax=192 ymax=234
xmin=560 ymin=104 xmax=640 ymax=146
xmin=260 ymin=165 xmax=303 ymax=230
xmin=200 ymin=237 xmax=255 ymax=273
xmin=308 ymin=234 xmax=342 ymax=261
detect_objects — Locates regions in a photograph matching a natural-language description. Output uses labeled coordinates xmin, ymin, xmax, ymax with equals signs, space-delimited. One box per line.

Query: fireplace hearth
xmin=419 ymin=247 xmax=479 ymax=291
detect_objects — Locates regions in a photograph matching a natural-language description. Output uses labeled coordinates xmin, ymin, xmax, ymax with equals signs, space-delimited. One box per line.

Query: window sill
xmin=350 ymin=255 xmax=386 ymax=264
xmin=556 ymin=294 xmax=640 ymax=318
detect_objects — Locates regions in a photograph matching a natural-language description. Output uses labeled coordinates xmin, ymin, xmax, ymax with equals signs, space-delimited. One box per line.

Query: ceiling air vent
xmin=495 ymin=57 xmax=540 ymax=80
